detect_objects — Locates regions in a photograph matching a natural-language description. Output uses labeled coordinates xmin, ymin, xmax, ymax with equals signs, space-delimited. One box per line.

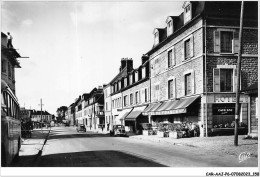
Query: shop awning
xmin=116 ymin=108 xmax=132 ymax=121
xmin=142 ymin=102 xmax=162 ymax=116
xmin=125 ymin=106 xmax=147 ymax=121
xmin=151 ymin=96 xmax=200 ymax=115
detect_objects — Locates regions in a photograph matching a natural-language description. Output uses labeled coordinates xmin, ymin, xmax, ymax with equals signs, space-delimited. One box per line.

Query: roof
xmin=147 ymin=1 xmax=258 ymax=55
xmin=109 ymin=67 xmax=128 ymax=84
xmin=31 ymin=110 xmax=51 ymax=116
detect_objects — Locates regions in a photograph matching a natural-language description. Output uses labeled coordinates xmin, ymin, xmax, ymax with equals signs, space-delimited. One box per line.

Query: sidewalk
xmin=128 ymin=134 xmax=258 ymax=159
xmin=12 ymin=128 xmax=50 ymax=167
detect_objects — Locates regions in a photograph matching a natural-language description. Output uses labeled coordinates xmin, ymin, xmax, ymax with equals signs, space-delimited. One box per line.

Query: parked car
xmin=76 ymin=124 xmax=86 ymax=132
xmin=110 ymin=125 xmax=126 ymax=136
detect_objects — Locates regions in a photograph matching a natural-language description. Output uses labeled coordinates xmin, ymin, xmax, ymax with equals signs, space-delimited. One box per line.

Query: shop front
xmin=114 ymin=108 xmax=132 ymax=126
xmin=124 ymin=105 xmax=147 ymax=133
xmin=205 ymin=93 xmax=249 ymax=136
xmin=142 ymin=96 xmax=201 ymax=128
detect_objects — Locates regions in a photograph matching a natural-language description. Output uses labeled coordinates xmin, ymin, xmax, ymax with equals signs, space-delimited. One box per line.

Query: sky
xmin=1 ymin=1 xmax=183 ymax=115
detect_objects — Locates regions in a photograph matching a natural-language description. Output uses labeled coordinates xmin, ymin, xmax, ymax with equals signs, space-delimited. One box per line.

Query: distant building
xmin=67 ymin=103 xmax=75 ymax=126
xmin=104 ymin=84 xmax=112 ymax=131
xmin=31 ymin=110 xmax=52 ymax=128
xmin=20 ymin=107 xmax=33 ymax=123
xmin=75 ymin=96 xmax=83 ymax=125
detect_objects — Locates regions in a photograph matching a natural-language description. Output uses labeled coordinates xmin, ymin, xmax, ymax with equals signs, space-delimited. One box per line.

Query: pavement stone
xmin=128 ymin=134 xmax=258 ymax=159
xmin=11 ymin=128 xmax=50 ymax=167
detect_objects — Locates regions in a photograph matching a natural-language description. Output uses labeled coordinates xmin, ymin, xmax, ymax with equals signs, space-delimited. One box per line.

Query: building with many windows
xmin=104 ymin=84 xmax=112 ymax=131
xmin=110 ymin=58 xmax=133 ymax=127
xmin=144 ymin=1 xmax=258 ymax=137
xmin=120 ymin=55 xmax=150 ymax=133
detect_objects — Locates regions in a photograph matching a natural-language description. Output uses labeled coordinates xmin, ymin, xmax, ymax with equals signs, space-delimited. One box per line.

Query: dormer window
xmin=154 ymin=30 xmax=159 ymax=46
xmin=129 ymin=74 xmax=132 ymax=85
xmin=166 ymin=17 xmax=174 ymax=36
xmin=183 ymin=2 xmax=192 ymax=24
xmin=135 ymin=71 xmax=139 ymax=81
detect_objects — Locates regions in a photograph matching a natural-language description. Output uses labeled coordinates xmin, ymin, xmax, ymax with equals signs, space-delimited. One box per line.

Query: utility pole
xmin=38 ymin=98 xmax=44 ymax=132
xmin=234 ymin=1 xmax=244 ymax=146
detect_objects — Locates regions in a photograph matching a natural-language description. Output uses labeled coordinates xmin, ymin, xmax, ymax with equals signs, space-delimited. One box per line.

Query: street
xmin=14 ymin=126 xmax=257 ymax=167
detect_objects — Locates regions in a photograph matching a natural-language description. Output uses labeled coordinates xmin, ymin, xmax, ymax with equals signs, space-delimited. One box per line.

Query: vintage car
xmin=110 ymin=125 xmax=127 ymax=136
xmin=76 ymin=124 xmax=86 ymax=132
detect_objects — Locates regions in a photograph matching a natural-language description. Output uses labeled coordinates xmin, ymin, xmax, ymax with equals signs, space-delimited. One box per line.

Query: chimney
xmin=119 ymin=58 xmax=133 ymax=72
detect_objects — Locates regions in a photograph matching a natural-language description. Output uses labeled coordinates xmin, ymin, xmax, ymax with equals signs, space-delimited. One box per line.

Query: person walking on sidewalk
xmin=7 ymin=32 xmax=13 ymax=48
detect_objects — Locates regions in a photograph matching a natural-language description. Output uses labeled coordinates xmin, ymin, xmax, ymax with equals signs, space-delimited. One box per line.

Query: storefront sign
xmin=149 ymin=108 xmax=186 ymax=116
xmin=215 ymin=94 xmax=247 ymax=103
xmin=213 ymin=108 xmax=235 ymax=115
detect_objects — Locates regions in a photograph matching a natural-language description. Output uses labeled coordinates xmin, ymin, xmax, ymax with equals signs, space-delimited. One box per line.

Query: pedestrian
xmin=7 ymin=32 xmax=13 ymax=48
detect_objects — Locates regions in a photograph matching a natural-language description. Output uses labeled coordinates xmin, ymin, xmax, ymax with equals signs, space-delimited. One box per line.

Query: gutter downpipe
xmin=204 ymin=19 xmax=208 ymax=137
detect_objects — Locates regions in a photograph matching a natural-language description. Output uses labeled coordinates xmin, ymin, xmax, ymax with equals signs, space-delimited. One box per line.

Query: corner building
xmin=145 ymin=1 xmax=258 ymax=136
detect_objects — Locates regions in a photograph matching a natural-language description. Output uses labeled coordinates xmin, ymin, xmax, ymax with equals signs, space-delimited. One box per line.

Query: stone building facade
xmin=120 ymin=55 xmax=150 ymax=133
xmin=145 ymin=1 xmax=258 ymax=137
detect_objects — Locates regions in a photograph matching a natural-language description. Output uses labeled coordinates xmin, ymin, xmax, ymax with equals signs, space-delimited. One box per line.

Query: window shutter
xmin=173 ymin=78 xmax=176 ymax=99
xmin=181 ymin=76 xmax=185 ymax=96
xmin=190 ymin=36 xmax=194 ymax=57
xmin=191 ymin=71 xmax=195 ymax=94
xmin=233 ymin=68 xmax=238 ymax=92
xmin=213 ymin=68 xmax=220 ymax=92
xmin=233 ymin=31 xmax=239 ymax=53
xmin=139 ymin=91 xmax=141 ymax=103
xmin=214 ymin=31 xmax=220 ymax=53
xmin=172 ymin=47 xmax=176 ymax=66
xmin=182 ymin=42 xmax=185 ymax=61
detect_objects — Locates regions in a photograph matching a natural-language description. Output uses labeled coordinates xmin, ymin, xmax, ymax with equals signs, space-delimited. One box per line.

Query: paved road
xmin=30 ymin=126 xmax=256 ymax=167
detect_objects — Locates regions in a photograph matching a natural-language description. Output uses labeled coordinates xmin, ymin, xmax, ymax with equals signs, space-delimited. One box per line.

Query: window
xmin=142 ymin=67 xmax=146 ymax=79
xmin=124 ymin=77 xmax=128 ymax=87
xmin=168 ymin=49 xmax=176 ymax=67
xmin=154 ymin=31 xmax=159 ymax=45
xmin=168 ymin=21 xmax=172 ymax=28
xmin=167 ymin=20 xmax=173 ymax=36
xmin=220 ymin=69 xmax=233 ymax=92
xmin=214 ymin=30 xmax=239 ymax=53
xmin=184 ymin=37 xmax=193 ymax=59
xmin=144 ymin=88 xmax=148 ymax=102
xmin=221 ymin=31 xmax=233 ymax=53
xmin=184 ymin=4 xmax=191 ymax=24
xmin=2 ymin=60 xmax=7 ymax=74
xmin=135 ymin=91 xmax=139 ymax=104
xmin=135 ymin=71 xmax=139 ymax=82
xmin=168 ymin=79 xmax=174 ymax=99
xmin=130 ymin=93 xmax=133 ymax=105
xmin=213 ymin=68 xmax=237 ymax=92
xmin=155 ymin=84 xmax=160 ymax=101
xmin=118 ymin=81 xmax=121 ymax=90
xmin=129 ymin=74 xmax=132 ymax=85
xmin=185 ymin=73 xmax=192 ymax=95
xmin=124 ymin=95 xmax=128 ymax=107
